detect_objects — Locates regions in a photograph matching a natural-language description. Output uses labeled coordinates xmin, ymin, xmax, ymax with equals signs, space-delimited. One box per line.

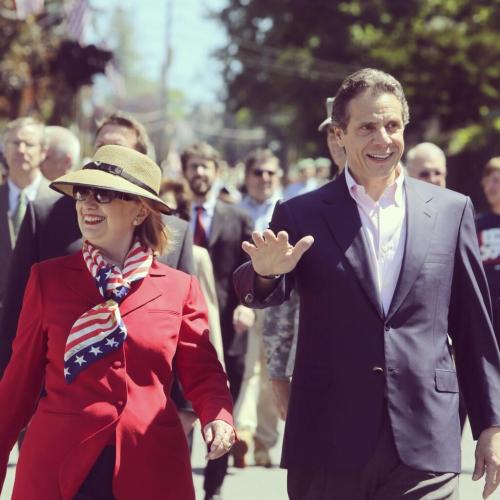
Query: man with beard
xmin=180 ymin=142 xmax=254 ymax=500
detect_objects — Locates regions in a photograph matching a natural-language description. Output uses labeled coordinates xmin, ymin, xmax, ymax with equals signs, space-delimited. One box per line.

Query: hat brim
xmin=50 ymin=169 xmax=172 ymax=214
xmin=318 ymin=118 xmax=332 ymax=132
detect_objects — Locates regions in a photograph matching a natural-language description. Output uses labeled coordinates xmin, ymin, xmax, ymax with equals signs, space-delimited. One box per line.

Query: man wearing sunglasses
xmin=406 ymin=142 xmax=447 ymax=188
xmin=232 ymin=148 xmax=283 ymax=469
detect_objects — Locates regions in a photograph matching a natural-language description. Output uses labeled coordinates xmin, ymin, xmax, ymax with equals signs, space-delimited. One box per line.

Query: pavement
xmin=2 ymin=420 xmax=499 ymax=499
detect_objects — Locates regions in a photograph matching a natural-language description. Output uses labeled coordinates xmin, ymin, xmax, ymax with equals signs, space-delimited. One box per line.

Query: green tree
xmin=217 ymin=0 xmax=500 ymax=167
xmin=0 ymin=0 xmax=112 ymax=125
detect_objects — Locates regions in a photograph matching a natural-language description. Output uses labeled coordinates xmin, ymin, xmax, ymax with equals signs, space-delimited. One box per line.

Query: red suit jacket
xmin=0 ymin=252 xmax=233 ymax=500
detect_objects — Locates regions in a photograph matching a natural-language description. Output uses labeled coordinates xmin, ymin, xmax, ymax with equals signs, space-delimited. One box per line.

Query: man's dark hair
xmin=95 ymin=112 xmax=150 ymax=154
xmin=243 ymin=148 xmax=280 ymax=176
xmin=180 ymin=142 xmax=221 ymax=170
xmin=331 ymin=68 xmax=410 ymax=131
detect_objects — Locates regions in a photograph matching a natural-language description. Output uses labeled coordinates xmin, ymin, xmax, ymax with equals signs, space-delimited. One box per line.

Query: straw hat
xmin=50 ymin=145 xmax=171 ymax=214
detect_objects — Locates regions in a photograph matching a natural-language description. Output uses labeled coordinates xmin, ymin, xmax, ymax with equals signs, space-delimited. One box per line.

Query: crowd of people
xmin=0 ymin=67 xmax=499 ymax=500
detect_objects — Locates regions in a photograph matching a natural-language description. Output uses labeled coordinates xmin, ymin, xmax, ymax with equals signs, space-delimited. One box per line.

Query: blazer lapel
xmin=319 ymin=174 xmax=383 ymax=318
xmin=62 ymin=253 xmax=102 ymax=308
xmin=385 ymin=179 xmax=436 ymax=321
xmin=62 ymin=254 xmax=165 ymax=316
xmin=208 ymin=201 xmax=225 ymax=248
xmin=0 ymin=184 xmax=14 ymax=250
xmin=120 ymin=262 xmax=165 ymax=317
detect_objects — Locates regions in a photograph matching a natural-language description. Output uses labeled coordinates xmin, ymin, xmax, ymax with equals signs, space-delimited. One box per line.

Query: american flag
xmin=65 ymin=0 xmax=89 ymax=43
xmin=14 ymin=0 xmax=44 ymax=19
xmin=64 ymin=241 xmax=153 ymax=383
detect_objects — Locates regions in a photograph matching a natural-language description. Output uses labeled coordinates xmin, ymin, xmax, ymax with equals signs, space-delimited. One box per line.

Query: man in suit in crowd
xmin=406 ymin=142 xmax=447 ymax=187
xmin=232 ymin=148 xmax=283 ymax=469
xmin=0 ymin=112 xmax=193 ymax=387
xmin=39 ymin=126 xmax=81 ymax=181
xmin=0 ymin=117 xmax=52 ymax=310
xmin=234 ymin=68 xmax=500 ymax=499
xmin=181 ymin=141 xmax=254 ymax=500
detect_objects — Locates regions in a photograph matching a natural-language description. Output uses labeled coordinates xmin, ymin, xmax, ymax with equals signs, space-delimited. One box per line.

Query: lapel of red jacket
xmin=61 ymin=252 xmax=167 ymax=316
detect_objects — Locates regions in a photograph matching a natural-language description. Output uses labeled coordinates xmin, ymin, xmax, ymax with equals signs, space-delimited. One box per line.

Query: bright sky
xmin=89 ymin=0 xmax=228 ymax=105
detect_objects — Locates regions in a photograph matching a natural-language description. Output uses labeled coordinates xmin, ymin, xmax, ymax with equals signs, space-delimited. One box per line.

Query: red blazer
xmin=0 ymin=252 xmax=233 ymax=500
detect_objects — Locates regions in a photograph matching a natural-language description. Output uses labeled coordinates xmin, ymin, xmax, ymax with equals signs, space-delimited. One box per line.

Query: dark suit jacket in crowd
xmin=233 ymin=172 xmax=500 ymax=474
xmin=207 ymin=200 xmax=254 ymax=359
xmin=0 ymin=178 xmax=52 ymax=309
xmin=0 ymin=193 xmax=193 ymax=377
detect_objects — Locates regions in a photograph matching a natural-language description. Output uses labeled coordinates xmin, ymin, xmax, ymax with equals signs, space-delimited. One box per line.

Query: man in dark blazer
xmin=181 ymin=142 xmax=254 ymax=500
xmin=234 ymin=68 xmax=500 ymax=499
xmin=0 ymin=117 xmax=52 ymax=310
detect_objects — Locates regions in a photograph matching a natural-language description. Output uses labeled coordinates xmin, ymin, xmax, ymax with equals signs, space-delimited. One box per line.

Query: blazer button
xmin=384 ymin=324 xmax=391 ymax=332
xmin=244 ymin=293 xmax=254 ymax=304
xmin=112 ymin=360 xmax=123 ymax=369
xmin=116 ymin=400 xmax=125 ymax=408
xmin=372 ymin=366 xmax=384 ymax=375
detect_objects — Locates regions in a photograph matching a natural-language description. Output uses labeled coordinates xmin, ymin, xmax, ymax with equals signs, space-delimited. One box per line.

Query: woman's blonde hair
xmin=135 ymin=198 xmax=171 ymax=256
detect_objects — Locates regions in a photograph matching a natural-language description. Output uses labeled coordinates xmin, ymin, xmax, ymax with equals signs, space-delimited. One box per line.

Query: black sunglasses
xmin=72 ymin=186 xmax=137 ymax=204
xmin=251 ymin=168 xmax=278 ymax=178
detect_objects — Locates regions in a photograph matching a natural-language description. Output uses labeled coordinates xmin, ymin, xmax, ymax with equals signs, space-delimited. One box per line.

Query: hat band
xmin=83 ymin=161 xmax=158 ymax=196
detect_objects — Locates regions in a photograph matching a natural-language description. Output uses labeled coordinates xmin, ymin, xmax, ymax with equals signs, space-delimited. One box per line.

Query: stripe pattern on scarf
xmin=64 ymin=240 xmax=153 ymax=383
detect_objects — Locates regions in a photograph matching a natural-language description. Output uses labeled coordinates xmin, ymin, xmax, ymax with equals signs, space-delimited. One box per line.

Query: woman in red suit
xmin=0 ymin=145 xmax=235 ymax=500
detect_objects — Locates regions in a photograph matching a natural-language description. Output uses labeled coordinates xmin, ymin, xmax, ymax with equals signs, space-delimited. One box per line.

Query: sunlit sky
xmin=89 ymin=0 xmax=228 ymax=105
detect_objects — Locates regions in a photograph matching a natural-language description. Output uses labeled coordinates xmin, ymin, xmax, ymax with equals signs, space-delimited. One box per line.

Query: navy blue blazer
xmin=233 ymin=172 xmax=500 ymax=474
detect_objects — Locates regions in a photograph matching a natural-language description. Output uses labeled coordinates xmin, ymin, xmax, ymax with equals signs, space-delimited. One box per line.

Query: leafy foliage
xmin=0 ymin=0 xmax=112 ymax=125
xmin=216 ymin=0 xmax=500 ymax=161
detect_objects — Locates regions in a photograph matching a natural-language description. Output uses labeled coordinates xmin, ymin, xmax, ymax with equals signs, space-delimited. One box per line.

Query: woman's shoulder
xmin=151 ymin=258 xmax=192 ymax=281
xmin=35 ymin=251 xmax=83 ymax=274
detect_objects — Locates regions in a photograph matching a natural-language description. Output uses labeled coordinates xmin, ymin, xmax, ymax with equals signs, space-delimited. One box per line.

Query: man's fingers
xmin=291 ymin=235 xmax=315 ymax=261
xmin=263 ymin=229 xmax=278 ymax=243
xmin=473 ymin=454 xmax=486 ymax=481
xmin=251 ymin=231 xmax=266 ymax=246
xmin=483 ymin=465 xmax=500 ymax=499
xmin=242 ymin=241 xmax=257 ymax=257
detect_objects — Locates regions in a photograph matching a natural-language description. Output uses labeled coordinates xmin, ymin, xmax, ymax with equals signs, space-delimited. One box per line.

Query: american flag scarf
xmin=64 ymin=240 xmax=153 ymax=383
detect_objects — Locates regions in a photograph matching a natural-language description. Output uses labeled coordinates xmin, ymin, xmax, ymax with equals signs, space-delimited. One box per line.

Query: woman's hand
xmin=203 ymin=419 xmax=236 ymax=460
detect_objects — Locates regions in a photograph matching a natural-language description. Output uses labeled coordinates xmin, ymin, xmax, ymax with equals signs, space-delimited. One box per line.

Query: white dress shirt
xmin=345 ymin=167 xmax=406 ymax=315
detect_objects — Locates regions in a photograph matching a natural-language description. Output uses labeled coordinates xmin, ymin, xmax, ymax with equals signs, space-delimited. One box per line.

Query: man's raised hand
xmin=242 ymin=229 xmax=314 ymax=277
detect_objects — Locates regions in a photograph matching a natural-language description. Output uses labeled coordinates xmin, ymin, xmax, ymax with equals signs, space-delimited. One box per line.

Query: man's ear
xmin=332 ymin=126 xmax=344 ymax=147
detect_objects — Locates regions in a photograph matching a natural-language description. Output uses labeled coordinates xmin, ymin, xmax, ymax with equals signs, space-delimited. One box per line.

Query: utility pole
xmin=159 ymin=0 xmax=173 ymax=162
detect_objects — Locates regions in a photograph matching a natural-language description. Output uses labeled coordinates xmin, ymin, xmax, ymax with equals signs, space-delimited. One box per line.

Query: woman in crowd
xmin=0 ymin=145 xmax=235 ymax=500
